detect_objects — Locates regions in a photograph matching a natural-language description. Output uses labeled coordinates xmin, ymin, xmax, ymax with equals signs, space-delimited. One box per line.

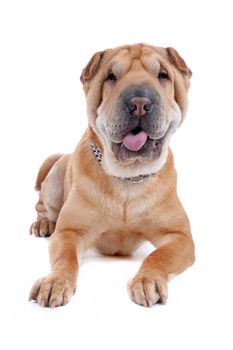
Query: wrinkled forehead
xmin=105 ymin=45 xmax=170 ymax=76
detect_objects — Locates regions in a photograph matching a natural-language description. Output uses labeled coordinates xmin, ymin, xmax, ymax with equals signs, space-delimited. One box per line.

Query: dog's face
xmin=81 ymin=44 xmax=192 ymax=178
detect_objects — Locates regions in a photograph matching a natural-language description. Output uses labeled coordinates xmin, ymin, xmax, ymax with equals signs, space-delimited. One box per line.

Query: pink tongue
xmin=123 ymin=130 xmax=148 ymax=151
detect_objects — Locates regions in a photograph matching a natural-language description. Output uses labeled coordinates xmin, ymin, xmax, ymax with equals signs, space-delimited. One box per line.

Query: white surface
xmin=0 ymin=0 xmax=233 ymax=349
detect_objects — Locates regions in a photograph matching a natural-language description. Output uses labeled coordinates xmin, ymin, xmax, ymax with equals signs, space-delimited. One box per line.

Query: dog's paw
xmin=29 ymin=274 xmax=76 ymax=308
xmin=127 ymin=272 xmax=168 ymax=307
xmin=30 ymin=218 xmax=55 ymax=237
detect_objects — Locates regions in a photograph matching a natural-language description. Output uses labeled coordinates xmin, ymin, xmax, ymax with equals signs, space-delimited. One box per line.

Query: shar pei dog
xmin=29 ymin=43 xmax=195 ymax=308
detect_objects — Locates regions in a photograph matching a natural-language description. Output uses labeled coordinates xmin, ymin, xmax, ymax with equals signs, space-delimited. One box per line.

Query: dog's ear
xmin=166 ymin=47 xmax=192 ymax=79
xmin=166 ymin=47 xmax=192 ymax=120
xmin=80 ymin=51 xmax=105 ymax=84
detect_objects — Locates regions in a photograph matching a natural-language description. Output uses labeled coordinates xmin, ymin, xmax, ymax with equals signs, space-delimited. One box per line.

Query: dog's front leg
xmin=29 ymin=230 xmax=81 ymax=308
xmin=128 ymin=233 xmax=195 ymax=307
xmin=128 ymin=195 xmax=195 ymax=308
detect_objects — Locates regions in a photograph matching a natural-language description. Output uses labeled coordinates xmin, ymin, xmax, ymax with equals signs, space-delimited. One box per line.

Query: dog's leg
xmin=30 ymin=154 xmax=69 ymax=237
xmin=128 ymin=199 xmax=195 ymax=307
xmin=128 ymin=234 xmax=194 ymax=307
xmin=29 ymin=230 xmax=80 ymax=307
xmin=29 ymin=188 xmax=94 ymax=308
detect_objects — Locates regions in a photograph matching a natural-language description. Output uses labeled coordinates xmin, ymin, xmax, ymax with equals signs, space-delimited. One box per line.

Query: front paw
xmin=127 ymin=273 xmax=168 ymax=307
xmin=29 ymin=273 xmax=76 ymax=308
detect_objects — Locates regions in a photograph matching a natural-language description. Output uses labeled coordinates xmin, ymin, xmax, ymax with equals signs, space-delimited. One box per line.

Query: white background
xmin=0 ymin=0 xmax=233 ymax=349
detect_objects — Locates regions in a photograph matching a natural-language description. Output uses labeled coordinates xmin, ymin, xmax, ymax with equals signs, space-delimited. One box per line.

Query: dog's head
xmin=81 ymin=44 xmax=192 ymax=178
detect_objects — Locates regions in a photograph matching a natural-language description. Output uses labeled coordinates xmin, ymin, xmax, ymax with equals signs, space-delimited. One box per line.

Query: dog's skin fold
xmin=29 ymin=43 xmax=195 ymax=308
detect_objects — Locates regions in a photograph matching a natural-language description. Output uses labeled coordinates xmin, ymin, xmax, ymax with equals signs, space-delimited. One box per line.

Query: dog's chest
xmin=90 ymin=186 xmax=160 ymax=244
xmin=91 ymin=192 xmax=159 ymax=256
xmin=103 ymin=186 xmax=159 ymax=226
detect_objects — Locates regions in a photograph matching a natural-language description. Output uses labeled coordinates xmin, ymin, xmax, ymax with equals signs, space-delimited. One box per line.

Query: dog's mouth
xmin=111 ymin=125 xmax=169 ymax=163
xmin=122 ymin=126 xmax=149 ymax=151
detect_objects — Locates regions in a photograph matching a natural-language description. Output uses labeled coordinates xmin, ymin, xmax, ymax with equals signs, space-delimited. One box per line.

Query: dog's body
xmin=29 ymin=44 xmax=195 ymax=308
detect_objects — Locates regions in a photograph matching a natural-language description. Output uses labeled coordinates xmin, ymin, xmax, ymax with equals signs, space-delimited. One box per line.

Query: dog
xmin=29 ymin=43 xmax=195 ymax=308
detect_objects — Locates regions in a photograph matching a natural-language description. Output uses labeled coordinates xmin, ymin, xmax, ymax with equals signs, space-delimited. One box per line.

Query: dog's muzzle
xmin=105 ymin=85 xmax=169 ymax=162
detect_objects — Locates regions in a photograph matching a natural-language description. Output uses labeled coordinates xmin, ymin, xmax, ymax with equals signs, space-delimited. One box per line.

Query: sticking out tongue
xmin=123 ymin=130 xmax=148 ymax=151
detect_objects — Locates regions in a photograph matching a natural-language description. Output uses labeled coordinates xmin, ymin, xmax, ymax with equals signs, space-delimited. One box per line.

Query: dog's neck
xmin=91 ymin=143 xmax=156 ymax=184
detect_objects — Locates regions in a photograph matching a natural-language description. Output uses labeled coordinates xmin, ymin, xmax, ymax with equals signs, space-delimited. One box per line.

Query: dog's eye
xmin=107 ymin=73 xmax=117 ymax=82
xmin=158 ymin=70 xmax=169 ymax=80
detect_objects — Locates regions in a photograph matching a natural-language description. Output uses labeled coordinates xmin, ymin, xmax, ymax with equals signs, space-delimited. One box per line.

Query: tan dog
xmin=29 ymin=43 xmax=195 ymax=308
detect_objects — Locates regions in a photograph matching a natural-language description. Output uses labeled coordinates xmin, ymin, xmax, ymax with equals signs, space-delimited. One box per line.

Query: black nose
xmin=127 ymin=96 xmax=153 ymax=117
